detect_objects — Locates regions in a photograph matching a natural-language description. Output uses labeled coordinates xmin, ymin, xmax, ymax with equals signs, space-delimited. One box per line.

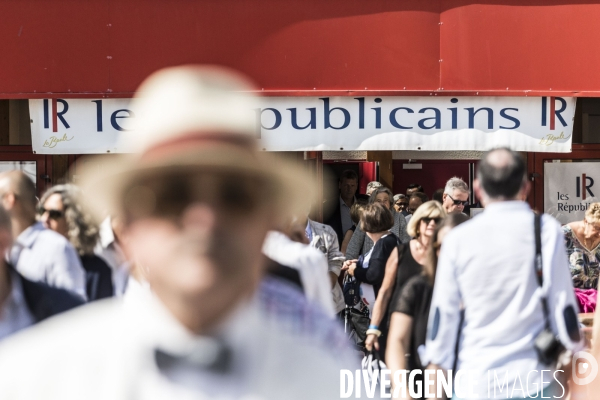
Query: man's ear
xmin=2 ymin=193 xmax=15 ymax=210
xmin=442 ymin=193 xmax=447 ymax=201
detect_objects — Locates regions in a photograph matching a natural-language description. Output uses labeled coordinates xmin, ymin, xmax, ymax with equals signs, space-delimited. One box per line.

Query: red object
xmin=1 ymin=1 xmax=600 ymax=97
xmin=549 ymin=97 xmax=555 ymax=131
xmin=392 ymin=160 xmax=473 ymax=198
xmin=358 ymin=162 xmax=377 ymax=194
xmin=575 ymin=288 xmax=597 ymax=313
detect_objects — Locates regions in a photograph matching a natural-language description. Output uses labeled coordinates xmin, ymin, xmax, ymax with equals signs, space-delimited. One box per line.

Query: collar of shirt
xmin=124 ymin=287 xmax=259 ymax=363
xmin=482 ymin=200 xmax=530 ymax=214
xmin=339 ymin=195 xmax=356 ymax=209
xmin=305 ymin=220 xmax=313 ymax=242
xmin=15 ymin=222 xmax=44 ymax=249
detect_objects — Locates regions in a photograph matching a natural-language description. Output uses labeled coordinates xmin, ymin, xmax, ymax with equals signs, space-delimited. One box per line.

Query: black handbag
xmin=342 ymin=255 xmax=365 ymax=307
xmin=344 ymin=307 xmax=370 ymax=350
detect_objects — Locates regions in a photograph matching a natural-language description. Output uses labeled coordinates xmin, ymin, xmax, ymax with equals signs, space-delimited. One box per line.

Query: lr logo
xmin=576 ymin=174 xmax=594 ymax=200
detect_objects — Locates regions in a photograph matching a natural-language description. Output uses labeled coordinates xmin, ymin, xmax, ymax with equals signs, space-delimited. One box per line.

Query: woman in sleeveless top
xmin=387 ymin=214 xmax=469 ymax=398
xmin=365 ymin=201 xmax=446 ymax=353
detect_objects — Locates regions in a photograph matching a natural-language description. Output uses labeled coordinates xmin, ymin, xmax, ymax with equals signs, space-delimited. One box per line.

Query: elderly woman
xmin=364 ymin=201 xmax=446 ymax=355
xmin=345 ymin=187 xmax=410 ymax=260
xmin=342 ymin=203 xmax=398 ymax=300
xmin=563 ymin=203 xmax=600 ymax=311
xmin=39 ymin=184 xmax=113 ymax=301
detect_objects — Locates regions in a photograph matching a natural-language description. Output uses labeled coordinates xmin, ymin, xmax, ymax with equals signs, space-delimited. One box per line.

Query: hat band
xmin=140 ymin=133 xmax=255 ymax=162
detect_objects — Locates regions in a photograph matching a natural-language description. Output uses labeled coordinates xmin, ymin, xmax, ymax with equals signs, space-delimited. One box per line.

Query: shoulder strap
xmin=534 ymin=213 xmax=552 ymax=330
xmin=396 ymin=238 xmax=406 ymax=263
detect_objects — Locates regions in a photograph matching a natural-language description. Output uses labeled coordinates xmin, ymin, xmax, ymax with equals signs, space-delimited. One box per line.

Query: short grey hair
xmin=444 ymin=177 xmax=470 ymax=195
xmin=393 ymin=194 xmax=406 ymax=203
xmin=39 ymin=184 xmax=99 ymax=256
xmin=369 ymin=187 xmax=394 ymax=208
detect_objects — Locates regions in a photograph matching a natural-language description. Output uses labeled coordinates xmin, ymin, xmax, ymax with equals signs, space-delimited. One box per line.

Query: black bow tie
xmin=154 ymin=340 xmax=233 ymax=376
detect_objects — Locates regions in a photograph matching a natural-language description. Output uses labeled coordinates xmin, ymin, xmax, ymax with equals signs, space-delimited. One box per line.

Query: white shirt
xmin=11 ymin=222 xmax=86 ymax=300
xmin=425 ymin=201 xmax=583 ymax=398
xmin=0 ymin=291 xmax=355 ymax=400
xmin=307 ymin=220 xmax=346 ymax=314
xmin=95 ymin=218 xmax=130 ymax=296
xmin=0 ymin=272 xmax=35 ymax=341
xmin=262 ymin=231 xmax=335 ymax=316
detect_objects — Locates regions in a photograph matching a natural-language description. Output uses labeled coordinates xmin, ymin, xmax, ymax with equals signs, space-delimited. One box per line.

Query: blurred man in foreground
xmin=0 ymin=66 xmax=354 ymax=399
xmin=0 ymin=205 xmax=83 ymax=340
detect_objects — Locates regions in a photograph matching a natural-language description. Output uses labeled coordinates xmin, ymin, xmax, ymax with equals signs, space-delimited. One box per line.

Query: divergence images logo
xmin=573 ymin=351 xmax=599 ymax=385
xmin=576 ymin=174 xmax=595 ymax=200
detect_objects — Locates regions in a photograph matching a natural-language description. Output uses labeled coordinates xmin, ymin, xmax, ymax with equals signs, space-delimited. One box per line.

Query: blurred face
xmin=442 ymin=189 xmax=469 ymax=214
xmin=375 ymin=192 xmax=390 ymax=209
xmin=408 ymin=197 xmax=423 ymax=214
xmin=394 ymin=198 xmax=408 ymax=213
xmin=121 ymin=171 xmax=274 ymax=331
xmin=40 ymin=193 xmax=69 ymax=238
xmin=419 ymin=215 xmax=441 ymax=238
xmin=339 ymin=178 xmax=357 ymax=200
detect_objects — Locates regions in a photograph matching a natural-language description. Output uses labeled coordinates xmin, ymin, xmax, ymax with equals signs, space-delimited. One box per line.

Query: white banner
xmin=545 ymin=162 xmax=600 ymax=224
xmin=30 ymin=96 xmax=575 ymax=154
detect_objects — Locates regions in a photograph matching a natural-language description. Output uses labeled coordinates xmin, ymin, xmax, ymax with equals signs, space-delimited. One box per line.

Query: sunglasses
xmin=421 ymin=217 xmax=442 ymax=225
xmin=122 ymin=172 xmax=270 ymax=221
xmin=447 ymin=194 xmax=469 ymax=207
xmin=38 ymin=208 xmax=65 ymax=220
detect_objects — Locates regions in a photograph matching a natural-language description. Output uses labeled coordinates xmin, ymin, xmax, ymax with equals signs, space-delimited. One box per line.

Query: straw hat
xmin=78 ymin=65 xmax=313 ymax=218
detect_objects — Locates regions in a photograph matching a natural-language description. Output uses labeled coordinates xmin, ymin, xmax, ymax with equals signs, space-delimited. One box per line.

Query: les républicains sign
xmin=29 ymin=96 xmax=575 ymax=154
xmin=545 ymin=162 xmax=600 ymax=224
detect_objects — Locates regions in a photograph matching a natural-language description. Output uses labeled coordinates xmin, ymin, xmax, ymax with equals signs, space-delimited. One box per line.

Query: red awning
xmin=1 ymin=1 xmax=599 ymax=97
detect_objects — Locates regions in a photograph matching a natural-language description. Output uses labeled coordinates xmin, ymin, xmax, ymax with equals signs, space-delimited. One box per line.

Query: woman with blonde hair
xmin=563 ymin=202 xmax=600 ymax=311
xmin=39 ymin=184 xmax=113 ymax=301
xmin=386 ymin=213 xmax=468 ymax=398
xmin=364 ymin=200 xmax=446 ymax=356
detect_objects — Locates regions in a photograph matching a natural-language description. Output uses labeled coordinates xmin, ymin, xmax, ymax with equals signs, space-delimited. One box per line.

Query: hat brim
xmin=77 ymin=143 xmax=315 ymax=222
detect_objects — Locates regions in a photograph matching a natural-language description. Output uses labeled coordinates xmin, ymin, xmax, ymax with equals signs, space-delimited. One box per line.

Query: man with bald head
xmin=425 ymin=148 xmax=582 ymax=399
xmin=0 ymin=204 xmax=83 ymax=340
xmin=0 ymin=171 xmax=86 ymax=299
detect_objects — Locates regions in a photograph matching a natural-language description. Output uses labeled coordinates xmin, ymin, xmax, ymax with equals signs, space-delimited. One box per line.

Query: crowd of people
xmin=0 ymin=65 xmax=594 ymax=399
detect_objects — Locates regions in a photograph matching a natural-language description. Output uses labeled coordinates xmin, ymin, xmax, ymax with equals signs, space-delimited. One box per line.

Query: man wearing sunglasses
xmin=0 ymin=67 xmax=353 ymax=399
xmin=441 ymin=176 xmax=470 ymax=214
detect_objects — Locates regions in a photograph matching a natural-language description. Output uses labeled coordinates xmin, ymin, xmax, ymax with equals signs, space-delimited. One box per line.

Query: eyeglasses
xmin=38 ymin=208 xmax=64 ymax=220
xmin=122 ymin=172 xmax=270 ymax=221
xmin=421 ymin=217 xmax=442 ymax=225
xmin=447 ymin=194 xmax=469 ymax=207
